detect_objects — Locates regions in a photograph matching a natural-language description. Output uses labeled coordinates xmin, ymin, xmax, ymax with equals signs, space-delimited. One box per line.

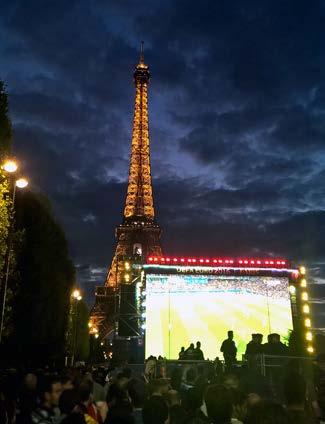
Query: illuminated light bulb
xmin=125 ymin=262 xmax=130 ymax=270
xmin=229 ymin=260 xmax=234 ymax=264
xmin=154 ymin=257 xmax=158 ymax=262
xmin=124 ymin=273 xmax=130 ymax=282
xmin=306 ymin=332 xmax=313 ymax=341
xmin=304 ymin=318 xmax=311 ymax=327
xmin=302 ymin=292 xmax=308 ymax=301
xmin=270 ymin=261 xmax=274 ymax=265
xmin=199 ymin=259 xmax=204 ymax=263
xmin=166 ymin=258 xmax=170 ymax=262
xmin=148 ymin=257 xmax=153 ymax=261
xmin=161 ymin=258 xmax=165 ymax=262
xmin=307 ymin=346 xmax=314 ymax=354
xmin=301 ymin=279 xmax=307 ymax=288
xmin=16 ymin=178 xmax=28 ymax=188
xmin=289 ymin=285 xmax=296 ymax=295
xmin=299 ymin=266 xmax=306 ymax=275
xmin=100 ymin=342 xmax=104 ymax=346
xmin=88 ymin=322 xmax=92 ymax=328
xmin=303 ymin=304 xmax=310 ymax=314
xmin=257 ymin=260 xmax=261 ymax=265
xmin=72 ymin=289 xmax=80 ymax=299
xmin=3 ymin=160 xmax=18 ymax=173
xmin=173 ymin=258 xmax=177 ymax=262
xmin=77 ymin=295 xmax=82 ymax=301
xmin=94 ymin=334 xmax=99 ymax=339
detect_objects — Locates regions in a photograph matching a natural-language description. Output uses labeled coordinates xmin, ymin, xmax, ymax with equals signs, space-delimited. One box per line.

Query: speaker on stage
xmin=118 ymin=284 xmax=139 ymax=337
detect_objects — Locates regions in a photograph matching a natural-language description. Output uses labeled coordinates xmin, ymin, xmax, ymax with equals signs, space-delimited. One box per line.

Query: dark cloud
xmin=1 ymin=0 xmax=325 ymax=327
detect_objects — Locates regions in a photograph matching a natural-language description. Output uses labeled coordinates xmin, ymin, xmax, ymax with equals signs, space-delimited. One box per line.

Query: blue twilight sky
xmin=1 ymin=0 xmax=325 ymax=329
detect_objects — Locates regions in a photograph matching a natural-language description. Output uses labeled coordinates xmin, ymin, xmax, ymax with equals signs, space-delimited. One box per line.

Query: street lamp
xmin=0 ymin=161 xmax=29 ymax=343
xmin=3 ymin=160 xmax=18 ymax=173
xmin=71 ymin=288 xmax=82 ymax=365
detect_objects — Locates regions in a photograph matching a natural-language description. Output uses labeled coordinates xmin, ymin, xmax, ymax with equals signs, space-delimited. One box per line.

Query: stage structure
xmin=89 ymin=45 xmax=162 ymax=341
xmin=137 ymin=256 xmax=313 ymax=359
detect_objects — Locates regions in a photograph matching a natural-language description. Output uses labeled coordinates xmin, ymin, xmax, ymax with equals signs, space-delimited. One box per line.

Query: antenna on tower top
xmin=140 ymin=41 xmax=144 ymax=63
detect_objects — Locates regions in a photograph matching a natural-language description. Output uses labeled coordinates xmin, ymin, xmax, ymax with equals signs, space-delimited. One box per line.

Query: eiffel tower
xmin=90 ymin=44 xmax=162 ymax=338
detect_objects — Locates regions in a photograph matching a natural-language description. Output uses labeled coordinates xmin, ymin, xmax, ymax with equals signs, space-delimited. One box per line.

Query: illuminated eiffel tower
xmin=90 ymin=44 xmax=162 ymax=338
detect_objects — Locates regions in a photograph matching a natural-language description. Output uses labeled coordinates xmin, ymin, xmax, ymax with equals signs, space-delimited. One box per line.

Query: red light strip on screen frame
xmin=146 ymin=256 xmax=288 ymax=268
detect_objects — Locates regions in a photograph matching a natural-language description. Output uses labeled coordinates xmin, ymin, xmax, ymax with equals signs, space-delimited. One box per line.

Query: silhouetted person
xmin=272 ymin=333 xmax=288 ymax=355
xmin=178 ymin=347 xmax=186 ymax=360
xmin=204 ymin=384 xmax=233 ymax=424
xmin=194 ymin=341 xmax=204 ymax=360
xmin=220 ymin=331 xmax=237 ymax=369
xmin=245 ymin=334 xmax=263 ymax=355
xmin=185 ymin=343 xmax=196 ymax=360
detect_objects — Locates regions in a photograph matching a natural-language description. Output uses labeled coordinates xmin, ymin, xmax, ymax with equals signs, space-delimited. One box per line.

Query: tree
xmin=7 ymin=191 xmax=75 ymax=363
xmin=0 ymin=81 xmax=12 ymax=280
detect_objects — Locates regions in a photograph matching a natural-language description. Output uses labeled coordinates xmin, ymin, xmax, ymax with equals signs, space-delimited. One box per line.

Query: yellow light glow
xmin=124 ymin=273 xmax=130 ymax=282
xmin=306 ymin=332 xmax=313 ymax=341
xmin=299 ymin=266 xmax=306 ymax=275
xmin=303 ymin=304 xmax=310 ymax=314
xmin=289 ymin=285 xmax=296 ymax=295
xmin=94 ymin=334 xmax=99 ymax=339
xmin=15 ymin=178 xmax=28 ymax=188
xmin=72 ymin=289 xmax=80 ymax=299
xmin=125 ymin=262 xmax=130 ymax=270
xmin=77 ymin=295 xmax=82 ymax=301
xmin=93 ymin=327 xmax=98 ymax=333
xmin=304 ymin=318 xmax=311 ymax=327
xmin=3 ymin=160 xmax=18 ymax=173
xmin=301 ymin=279 xmax=307 ymax=288
xmin=307 ymin=346 xmax=314 ymax=354
xmin=88 ymin=322 xmax=92 ymax=328
xmin=302 ymin=292 xmax=308 ymax=301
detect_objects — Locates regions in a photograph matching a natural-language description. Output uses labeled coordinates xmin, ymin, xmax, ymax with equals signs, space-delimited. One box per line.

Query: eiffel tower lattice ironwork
xmin=90 ymin=44 xmax=162 ymax=338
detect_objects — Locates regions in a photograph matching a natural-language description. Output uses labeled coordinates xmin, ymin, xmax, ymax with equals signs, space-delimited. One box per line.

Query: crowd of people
xmin=178 ymin=331 xmax=289 ymax=368
xmin=0 ymin=354 xmax=324 ymax=424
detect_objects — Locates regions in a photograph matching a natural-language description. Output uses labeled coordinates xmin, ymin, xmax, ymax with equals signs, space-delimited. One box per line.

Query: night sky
xmin=1 ymin=1 xmax=325 ymax=330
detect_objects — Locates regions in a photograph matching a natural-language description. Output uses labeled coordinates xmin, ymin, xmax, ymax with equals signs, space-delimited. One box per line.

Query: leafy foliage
xmin=8 ymin=191 xmax=75 ymax=362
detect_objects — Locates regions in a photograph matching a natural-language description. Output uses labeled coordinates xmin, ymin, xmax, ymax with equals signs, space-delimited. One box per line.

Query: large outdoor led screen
xmin=145 ymin=273 xmax=293 ymax=359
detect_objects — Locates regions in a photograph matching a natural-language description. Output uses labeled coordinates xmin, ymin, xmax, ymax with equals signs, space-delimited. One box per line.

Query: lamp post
xmin=71 ymin=289 xmax=82 ymax=365
xmin=0 ymin=160 xmax=28 ymax=343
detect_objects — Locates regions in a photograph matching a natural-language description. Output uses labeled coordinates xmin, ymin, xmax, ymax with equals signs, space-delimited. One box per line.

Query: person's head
xmin=256 ymin=334 xmax=263 ymax=344
xmin=185 ymin=368 xmax=197 ymax=384
xmin=78 ymin=381 xmax=92 ymax=405
xmin=189 ymin=343 xmax=194 ymax=349
xmin=251 ymin=334 xmax=257 ymax=342
xmin=37 ymin=375 xmax=62 ymax=408
xmin=24 ymin=373 xmax=37 ymax=391
xmin=223 ymin=373 xmax=239 ymax=390
xmin=149 ymin=379 xmax=170 ymax=397
xmin=127 ymin=378 xmax=147 ymax=408
xmin=165 ymin=389 xmax=181 ymax=407
xmin=245 ymin=400 xmax=289 ymax=424
xmin=228 ymin=331 xmax=234 ymax=340
xmin=183 ymin=387 xmax=203 ymax=412
xmin=59 ymin=389 xmax=81 ymax=415
xmin=204 ymin=384 xmax=232 ymax=423
xmin=196 ymin=341 xmax=201 ymax=349
xmin=283 ymin=373 xmax=306 ymax=408
xmin=142 ymin=396 xmax=169 ymax=424
xmin=267 ymin=334 xmax=272 ymax=343
xmin=273 ymin=333 xmax=281 ymax=343
xmin=60 ymin=374 xmax=74 ymax=391
xmin=180 ymin=347 xmax=185 ymax=352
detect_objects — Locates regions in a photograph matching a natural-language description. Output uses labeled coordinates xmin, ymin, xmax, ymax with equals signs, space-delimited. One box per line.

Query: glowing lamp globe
xmin=3 ymin=160 xmax=18 ymax=173
xmin=16 ymin=178 xmax=28 ymax=189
